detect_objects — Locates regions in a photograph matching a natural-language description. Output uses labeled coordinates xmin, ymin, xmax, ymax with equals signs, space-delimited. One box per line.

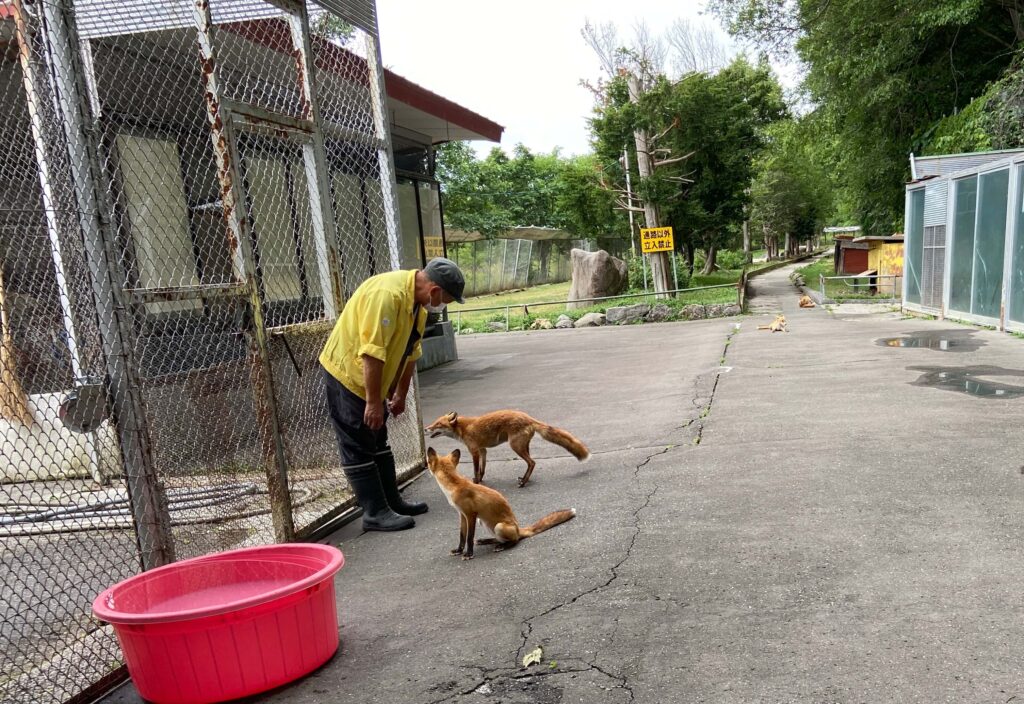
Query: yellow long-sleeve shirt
xmin=319 ymin=270 xmax=426 ymax=401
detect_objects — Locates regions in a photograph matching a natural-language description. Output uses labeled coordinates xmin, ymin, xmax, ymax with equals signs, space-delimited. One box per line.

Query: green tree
xmin=588 ymin=55 xmax=788 ymax=272
xmin=434 ymin=142 xmax=626 ymax=239
xmin=748 ymin=117 xmax=833 ymax=257
xmin=710 ymin=0 xmax=1022 ymax=234
xmin=662 ymin=56 xmax=787 ymax=272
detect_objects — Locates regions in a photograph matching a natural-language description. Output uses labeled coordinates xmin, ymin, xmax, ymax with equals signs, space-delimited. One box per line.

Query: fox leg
xmin=492 ymin=522 xmax=520 ymax=551
xmin=463 ymin=512 xmax=477 ymax=560
xmin=472 ymin=449 xmax=487 ymax=484
xmin=451 ymin=512 xmax=467 ymax=556
xmin=510 ymin=434 xmax=536 ymax=487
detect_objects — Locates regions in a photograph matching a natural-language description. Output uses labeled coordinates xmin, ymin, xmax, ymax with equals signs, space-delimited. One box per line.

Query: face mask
xmin=425 ymin=289 xmax=447 ymax=314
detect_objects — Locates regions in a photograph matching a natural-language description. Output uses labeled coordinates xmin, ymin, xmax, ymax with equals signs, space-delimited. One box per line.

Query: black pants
xmin=323 ymin=366 xmax=393 ymax=471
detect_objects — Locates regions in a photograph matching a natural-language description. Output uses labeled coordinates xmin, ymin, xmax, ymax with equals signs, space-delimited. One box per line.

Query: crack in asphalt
xmin=676 ymin=324 xmax=739 ymax=444
xmin=418 ymin=325 xmax=739 ymax=703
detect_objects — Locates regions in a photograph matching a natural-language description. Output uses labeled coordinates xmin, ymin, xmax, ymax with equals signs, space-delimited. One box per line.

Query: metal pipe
xmin=192 ymin=0 xmax=294 ymax=543
xmin=451 ymin=283 xmax=737 ymax=316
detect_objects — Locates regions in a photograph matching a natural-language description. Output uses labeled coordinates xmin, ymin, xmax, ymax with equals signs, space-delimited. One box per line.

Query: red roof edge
xmin=384 ymin=70 xmax=503 ymax=143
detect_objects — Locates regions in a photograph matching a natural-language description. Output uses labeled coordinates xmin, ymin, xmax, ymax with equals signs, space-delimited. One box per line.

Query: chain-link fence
xmin=449 ymin=238 xmax=632 ymax=298
xmin=0 ymin=1 xmax=423 ymax=701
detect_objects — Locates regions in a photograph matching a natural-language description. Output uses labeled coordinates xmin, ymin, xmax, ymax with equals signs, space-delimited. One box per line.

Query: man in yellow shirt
xmin=320 ymin=258 xmax=465 ymax=531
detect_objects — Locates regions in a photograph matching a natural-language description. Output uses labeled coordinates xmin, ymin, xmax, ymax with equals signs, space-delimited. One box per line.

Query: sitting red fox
xmin=426 ymin=447 xmax=576 ymax=560
xmin=424 ymin=410 xmax=590 ymax=487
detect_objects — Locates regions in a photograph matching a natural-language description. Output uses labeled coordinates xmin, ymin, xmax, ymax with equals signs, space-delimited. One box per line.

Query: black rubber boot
xmin=343 ymin=463 xmax=415 ymax=531
xmin=377 ymin=450 xmax=428 ymax=516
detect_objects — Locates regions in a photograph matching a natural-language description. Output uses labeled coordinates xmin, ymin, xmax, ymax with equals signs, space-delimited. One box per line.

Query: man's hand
xmin=364 ymin=400 xmax=385 ymax=430
xmin=387 ymin=393 xmax=407 ymax=417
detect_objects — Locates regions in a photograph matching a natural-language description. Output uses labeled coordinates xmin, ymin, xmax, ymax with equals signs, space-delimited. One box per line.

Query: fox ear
xmin=448 ymin=411 xmax=459 ymax=425
xmin=451 ymin=448 xmax=461 ymax=463
xmin=426 ymin=447 xmax=437 ymax=461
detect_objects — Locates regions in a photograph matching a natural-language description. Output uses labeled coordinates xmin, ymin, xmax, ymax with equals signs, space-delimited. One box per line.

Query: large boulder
xmin=606 ymin=303 xmax=651 ymax=325
xmin=567 ymin=249 xmax=628 ymax=310
xmin=573 ymin=312 xmax=607 ymax=328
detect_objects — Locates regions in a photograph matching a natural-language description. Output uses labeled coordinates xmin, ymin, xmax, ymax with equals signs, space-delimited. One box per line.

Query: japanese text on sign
xmin=640 ymin=227 xmax=674 ymax=253
xmin=423 ymin=235 xmax=445 ymax=260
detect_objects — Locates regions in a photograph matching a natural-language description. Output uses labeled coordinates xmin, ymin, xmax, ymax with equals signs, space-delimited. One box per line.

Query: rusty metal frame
xmin=364 ymin=30 xmax=402 ymax=272
xmin=192 ymin=0 xmax=295 ymax=543
xmin=289 ymin=3 xmax=345 ymax=318
xmin=13 ymin=0 xmax=177 ymax=570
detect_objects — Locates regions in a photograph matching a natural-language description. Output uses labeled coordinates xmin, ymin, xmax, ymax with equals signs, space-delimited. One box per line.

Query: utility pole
xmin=628 ymin=75 xmax=672 ymax=298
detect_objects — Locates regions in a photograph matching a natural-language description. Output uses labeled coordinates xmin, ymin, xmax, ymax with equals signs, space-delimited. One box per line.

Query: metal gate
xmin=0 ymin=1 xmax=424 ymax=701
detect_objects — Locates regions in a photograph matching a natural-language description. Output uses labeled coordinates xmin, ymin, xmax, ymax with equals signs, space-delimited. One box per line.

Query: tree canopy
xmin=710 ymin=0 xmax=1024 ymax=234
xmin=434 ymin=142 xmax=626 ymax=240
xmin=587 ymin=55 xmax=789 ymax=266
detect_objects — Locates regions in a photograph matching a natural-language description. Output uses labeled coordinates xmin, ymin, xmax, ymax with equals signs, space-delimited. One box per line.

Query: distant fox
xmin=426 ymin=447 xmax=576 ymax=560
xmin=424 ymin=410 xmax=590 ymax=487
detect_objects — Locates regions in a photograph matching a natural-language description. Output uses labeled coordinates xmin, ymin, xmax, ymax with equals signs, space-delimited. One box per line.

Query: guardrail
xmin=819 ymin=273 xmax=902 ymax=303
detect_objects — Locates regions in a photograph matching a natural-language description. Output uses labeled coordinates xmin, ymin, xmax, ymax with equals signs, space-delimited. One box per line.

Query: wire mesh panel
xmin=1 ymin=3 xmax=144 ymax=701
xmin=1 ymin=0 xmax=421 ymax=700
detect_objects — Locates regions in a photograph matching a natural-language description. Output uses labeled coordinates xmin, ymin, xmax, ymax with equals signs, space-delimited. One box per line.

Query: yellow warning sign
xmin=640 ymin=227 xmax=674 ymax=253
xmin=423 ymin=236 xmax=445 ymax=260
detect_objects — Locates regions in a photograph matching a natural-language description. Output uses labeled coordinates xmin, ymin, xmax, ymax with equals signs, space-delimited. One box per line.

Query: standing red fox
xmin=426 ymin=447 xmax=576 ymax=560
xmin=424 ymin=410 xmax=590 ymax=487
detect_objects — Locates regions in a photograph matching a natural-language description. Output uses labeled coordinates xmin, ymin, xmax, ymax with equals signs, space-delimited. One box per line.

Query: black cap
xmin=424 ymin=257 xmax=466 ymax=304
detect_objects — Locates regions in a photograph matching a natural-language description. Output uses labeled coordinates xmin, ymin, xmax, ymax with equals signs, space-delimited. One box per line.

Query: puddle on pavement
xmin=878 ymin=330 xmax=984 ymax=352
xmin=909 ymin=365 xmax=1024 ymax=399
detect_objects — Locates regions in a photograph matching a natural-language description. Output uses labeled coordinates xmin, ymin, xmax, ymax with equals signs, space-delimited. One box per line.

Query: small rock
xmin=680 ymin=304 xmax=706 ymax=320
xmin=645 ymin=303 xmax=672 ymax=322
xmin=475 ymin=683 xmax=493 ymax=695
xmin=555 ymin=314 xmax=574 ymax=329
xmin=486 ymin=321 xmax=507 ymax=331
xmin=722 ymin=304 xmax=742 ymax=316
xmin=606 ymin=303 xmax=651 ymax=324
xmin=459 ymin=327 xmax=475 ymax=335
xmin=705 ymin=304 xmax=726 ymax=318
xmin=530 ymin=318 xmax=553 ymax=330
xmin=574 ymin=312 xmax=606 ymax=328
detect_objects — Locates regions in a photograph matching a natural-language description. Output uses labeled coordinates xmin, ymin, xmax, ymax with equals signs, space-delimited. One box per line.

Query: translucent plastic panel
xmin=905 ymin=189 xmax=924 ymax=304
xmin=1011 ymin=167 xmax=1024 ymax=324
xmin=972 ymin=169 xmax=1008 ymax=318
xmin=396 ymin=179 xmax=422 ymax=268
xmin=949 ymin=177 xmax=977 ymax=313
xmin=419 ymin=182 xmax=445 ymax=263
xmin=115 ymin=133 xmax=201 ymax=314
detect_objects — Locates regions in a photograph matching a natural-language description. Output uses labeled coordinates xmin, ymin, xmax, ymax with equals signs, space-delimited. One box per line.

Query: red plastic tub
xmin=92 ymin=544 xmax=344 ymax=704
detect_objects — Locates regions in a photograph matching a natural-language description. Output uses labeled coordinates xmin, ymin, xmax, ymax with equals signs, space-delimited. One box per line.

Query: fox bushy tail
xmin=520 ymin=508 xmax=576 ymax=538
xmin=538 ymin=425 xmax=590 ymax=461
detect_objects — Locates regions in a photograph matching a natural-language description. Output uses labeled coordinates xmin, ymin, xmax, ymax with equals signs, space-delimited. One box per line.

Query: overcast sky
xmin=377 ymin=1 xmax=800 ymax=158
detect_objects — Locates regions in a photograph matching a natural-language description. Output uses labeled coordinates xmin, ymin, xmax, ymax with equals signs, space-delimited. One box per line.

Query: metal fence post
xmin=192 ymin=0 xmax=294 ymax=543
xmin=289 ymin=8 xmax=344 ymax=319
xmin=13 ymin=0 xmax=177 ymax=569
